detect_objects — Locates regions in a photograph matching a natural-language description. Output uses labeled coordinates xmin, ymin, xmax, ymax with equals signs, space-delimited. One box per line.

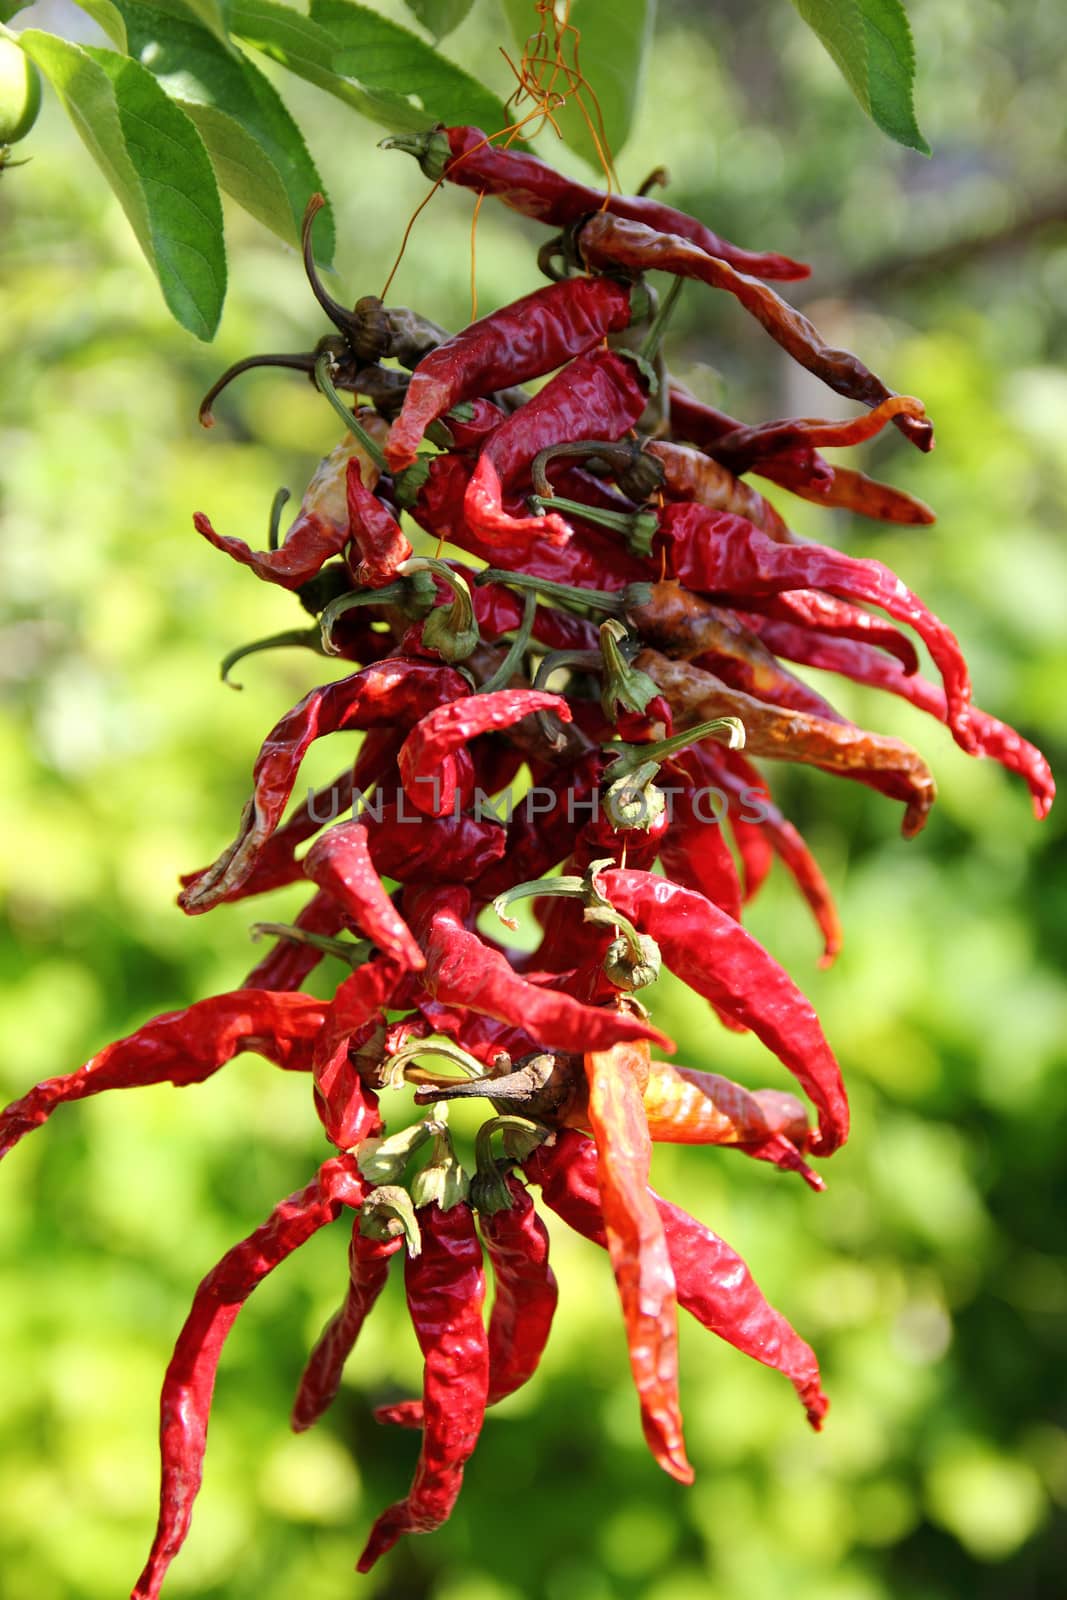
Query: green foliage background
xmin=2 ymin=1 xmax=1066 ymax=1596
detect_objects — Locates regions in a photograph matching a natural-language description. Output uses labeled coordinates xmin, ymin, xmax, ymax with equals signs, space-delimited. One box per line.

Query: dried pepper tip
xmin=528 ymin=493 xmax=660 ymax=558
xmin=359 ymin=1185 xmax=422 ymax=1257
xmin=410 ymin=1116 xmax=470 ymax=1211
xmin=357 ymin=1121 xmax=436 ymax=1185
xmin=398 ymin=558 xmax=480 ymax=663
xmin=379 ymin=127 xmax=451 ymax=181
xmin=220 ymin=626 xmax=323 ymax=689
xmin=248 ymin=922 xmax=372 ymax=969
xmin=599 ymin=619 xmax=661 ymax=721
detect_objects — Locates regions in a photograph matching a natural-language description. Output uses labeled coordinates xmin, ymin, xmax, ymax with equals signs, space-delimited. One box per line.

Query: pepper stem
xmin=398 ymin=557 xmax=480 ymax=662
xmin=475 ymin=1115 xmax=546 ymax=1171
xmin=605 ymin=714 xmax=747 ymax=781
xmin=248 ymin=923 xmax=372 ymax=967
xmin=639 ymin=273 xmax=685 ymax=365
xmin=357 ymin=1120 xmax=438 ymax=1185
xmin=529 ymin=439 xmax=636 ymax=498
xmin=526 ymin=493 xmax=659 ymax=558
xmin=220 ymin=627 xmax=323 ymax=689
xmin=267 ymin=486 xmax=291 ymax=551
xmin=378 ymin=128 xmax=451 ymax=181
xmin=359 ymin=1184 xmax=422 ymax=1256
xmin=476 ymin=568 xmax=644 ymax=616
xmin=478 ymin=588 xmax=538 ymax=694
xmin=198 ymin=352 xmax=316 ymax=428
xmin=381 ymin=1038 xmax=487 ymax=1091
xmin=314 ymin=352 xmax=388 ymax=471
xmin=318 ymin=580 xmax=416 ymax=654
xmin=410 ymin=1114 xmax=470 ymax=1210
xmin=598 ymin=619 xmax=660 ymax=720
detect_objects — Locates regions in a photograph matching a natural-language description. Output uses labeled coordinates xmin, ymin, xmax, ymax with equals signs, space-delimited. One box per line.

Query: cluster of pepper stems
xmin=1 ymin=125 xmax=1055 ymax=1593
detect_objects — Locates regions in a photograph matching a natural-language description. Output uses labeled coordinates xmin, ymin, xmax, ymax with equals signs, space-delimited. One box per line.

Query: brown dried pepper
xmin=304 ymin=820 xmax=425 ymax=970
xmin=390 ymin=125 xmax=810 ymax=282
xmin=711 ymin=394 xmax=934 ymax=476
xmin=595 ymin=867 xmax=849 ymax=1154
xmin=399 ymin=689 xmax=572 ymax=817
xmin=644 ymin=439 xmax=792 ymax=540
xmin=179 ymin=659 xmax=469 ymax=913
xmin=577 ymin=212 xmax=933 ymax=452
xmin=638 ymin=648 xmax=937 ymax=835
xmin=0 ymin=991 xmax=326 ymax=1160
xmin=524 ymin=1130 xmax=828 ymax=1427
xmin=291 ymin=1219 xmax=401 ymax=1432
xmin=193 ymin=425 xmax=388 ymax=589
xmin=584 ymin=1040 xmax=692 ymax=1483
xmin=384 ymin=276 xmax=634 ymax=471
xmin=132 ymin=1154 xmax=365 ymax=1600
xmin=357 ymin=1200 xmax=490 ymax=1571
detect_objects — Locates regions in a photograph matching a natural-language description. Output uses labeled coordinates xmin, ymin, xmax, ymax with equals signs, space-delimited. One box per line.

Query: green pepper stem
xmin=529 ymin=439 xmax=634 ymax=498
xmin=359 ymin=1184 xmax=422 ymax=1256
xmin=526 ymin=494 xmax=659 ymax=558
xmin=598 ymin=618 xmax=659 ymax=719
xmin=382 ymin=1038 xmax=487 ymax=1091
xmin=605 ymin=714 xmax=747 ymax=780
xmin=475 ymin=1115 xmax=546 ymax=1171
xmin=319 ymin=581 xmax=410 ymax=654
xmin=220 ymin=627 xmax=322 ymax=689
xmin=198 ymin=352 xmax=316 ymax=428
xmin=398 ymin=557 xmax=478 ymax=658
xmin=314 ymin=351 xmax=387 ymax=471
xmin=378 ymin=128 xmax=450 ymax=181
xmin=478 ymin=588 xmax=538 ymax=694
xmin=248 ymin=923 xmax=372 ymax=967
xmin=357 ymin=1121 xmax=436 ymax=1185
xmin=410 ymin=1115 xmax=470 ymax=1211
xmin=267 ymin=486 xmax=291 ymax=551
xmin=476 ymin=568 xmax=635 ymax=616
xmin=639 ymin=273 xmax=685 ymax=364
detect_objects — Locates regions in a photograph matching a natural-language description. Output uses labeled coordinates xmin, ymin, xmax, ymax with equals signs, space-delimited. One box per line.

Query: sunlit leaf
xmin=791 ymin=0 xmax=929 ymax=153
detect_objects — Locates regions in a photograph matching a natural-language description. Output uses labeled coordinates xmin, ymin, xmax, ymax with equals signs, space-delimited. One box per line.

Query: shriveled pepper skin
xmin=426 ymin=125 xmax=810 ymax=282
xmin=357 ymin=1201 xmax=489 ymax=1571
xmin=304 ymin=820 xmax=425 ymax=970
xmin=346 ymin=455 xmax=412 ymax=586
xmin=291 ymin=1221 xmax=401 ymax=1432
xmin=132 ymin=1156 xmax=365 ymax=1600
xmin=399 ymin=690 xmax=572 ymax=817
xmin=584 ymin=1041 xmax=693 ymax=1483
xmin=525 ymin=1131 xmax=828 ymax=1428
xmin=385 ymin=276 xmax=633 ymax=471
xmin=0 ymin=991 xmax=326 ymax=1160
xmin=598 ymin=869 xmax=850 ymax=1155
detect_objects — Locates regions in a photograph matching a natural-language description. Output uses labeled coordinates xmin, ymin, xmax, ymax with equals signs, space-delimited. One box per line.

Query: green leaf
xmin=0 ymin=3 xmax=33 ymax=22
xmin=116 ymin=0 xmax=333 ymax=261
xmin=499 ymin=0 xmax=655 ymax=169
xmin=72 ymin=1 xmax=129 ymax=51
xmin=311 ymin=0 xmax=511 ymax=134
xmin=404 ymin=0 xmax=475 ymax=42
xmin=18 ymin=31 xmax=226 ymax=338
xmin=148 ymin=0 xmax=234 ymax=50
xmin=790 ymin=0 xmax=929 ymax=154
xmin=230 ymin=0 xmax=430 ymax=130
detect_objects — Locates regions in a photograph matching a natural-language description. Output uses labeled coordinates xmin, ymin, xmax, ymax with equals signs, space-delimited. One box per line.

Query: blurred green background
xmin=2 ymin=2 xmax=1066 ymax=1597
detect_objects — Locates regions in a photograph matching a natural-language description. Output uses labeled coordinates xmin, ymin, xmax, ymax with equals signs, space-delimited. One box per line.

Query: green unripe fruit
xmin=0 ymin=37 xmax=41 ymax=146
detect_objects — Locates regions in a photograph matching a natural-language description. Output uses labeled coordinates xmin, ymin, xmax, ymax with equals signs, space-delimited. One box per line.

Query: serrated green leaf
xmin=791 ymin=0 xmax=929 ymax=153
xmin=71 ymin=2 xmax=128 ymax=51
xmin=311 ymin=0 xmax=510 ymax=134
xmin=19 ymin=31 xmax=226 ymax=338
xmin=499 ymin=0 xmax=654 ymax=170
xmin=115 ymin=0 xmax=333 ymax=261
xmin=230 ymin=0 xmax=430 ymax=130
xmin=404 ymin=0 xmax=475 ymax=43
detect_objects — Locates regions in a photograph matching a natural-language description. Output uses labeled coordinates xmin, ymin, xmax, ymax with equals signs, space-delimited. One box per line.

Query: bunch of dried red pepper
xmin=1 ymin=126 xmax=1054 ymax=1594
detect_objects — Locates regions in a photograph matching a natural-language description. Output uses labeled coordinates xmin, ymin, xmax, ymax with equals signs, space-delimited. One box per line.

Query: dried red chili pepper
xmin=345 ymin=456 xmax=413 ymax=587
xmin=376 ymin=1171 xmax=558 ymax=1429
xmin=741 ymin=617 xmax=1056 ymax=817
xmin=525 ymin=1130 xmax=827 ymax=1426
xmin=291 ymin=1219 xmax=401 ymax=1432
xmin=193 ymin=426 xmax=388 ymax=589
xmin=639 ymin=648 xmax=937 ymax=835
xmin=654 ymin=505 xmax=973 ymax=744
xmin=357 ymin=1199 xmax=489 ymax=1571
xmin=464 ymin=348 xmax=650 ymax=547
xmin=657 ymin=779 xmax=743 ymax=922
xmin=738 ymin=589 xmax=921 ymax=673
xmin=387 ymin=125 xmax=810 ymax=281
xmin=399 ymin=690 xmax=572 ymax=816
xmin=0 ymin=992 xmax=326 ymax=1160
xmin=637 ymin=1061 xmax=822 ymax=1188
xmin=584 ymin=1039 xmax=692 ymax=1482
xmin=384 ymin=276 xmax=634 ymax=471
xmin=710 ymin=394 xmax=935 ymax=477
xmin=594 ymin=867 xmax=849 ymax=1153
xmin=577 ymin=213 xmax=933 ymax=452
xmin=132 ymin=1154 xmax=365 ymax=1600
xmin=644 ymin=439 xmax=792 ymax=539
xmin=180 ymin=658 xmax=469 ymax=913
xmin=304 ymin=820 xmax=425 ymax=970
xmin=367 ymin=801 xmax=508 ymax=883
xmin=409 ymin=885 xmax=672 ymax=1054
